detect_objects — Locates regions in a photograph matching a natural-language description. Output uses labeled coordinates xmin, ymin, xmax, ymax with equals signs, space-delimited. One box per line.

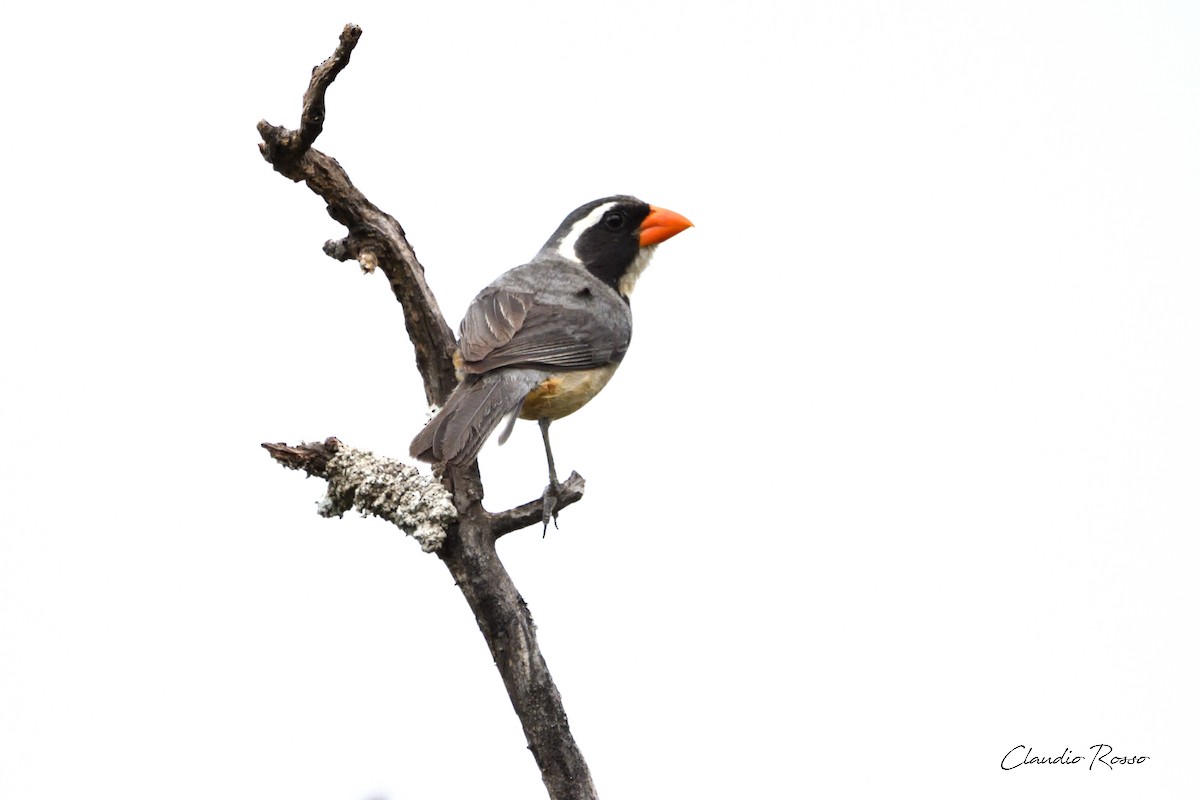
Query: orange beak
xmin=638 ymin=206 xmax=694 ymax=247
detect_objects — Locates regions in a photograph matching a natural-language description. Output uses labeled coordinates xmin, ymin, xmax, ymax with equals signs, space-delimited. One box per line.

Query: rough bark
xmin=257 ymin=25 xmax=597 ymax=800
xmin=257 ymin=24 xmax=457 ymax=408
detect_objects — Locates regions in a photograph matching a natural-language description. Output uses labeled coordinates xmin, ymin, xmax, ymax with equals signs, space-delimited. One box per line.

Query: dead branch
xmin=263 ymin=438 xmax=456 ymax=552
xmin=489 ymin=472 xmax=587 ymax=538
xmin=257 ymin=24 xmax=597 ymax=800
xmin=257 ymin=23 xmax=457 ymax=407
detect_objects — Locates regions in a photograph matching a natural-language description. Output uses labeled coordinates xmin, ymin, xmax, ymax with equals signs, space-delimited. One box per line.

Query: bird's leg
xmin=539 ymin=417 xmax=561 ymax=533
xmin=540 ymin=417 xmax=560 ymax=486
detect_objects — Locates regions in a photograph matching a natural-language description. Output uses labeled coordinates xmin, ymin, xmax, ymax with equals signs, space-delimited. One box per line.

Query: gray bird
xmin=410 ymin=195 xmax=693 ymax=526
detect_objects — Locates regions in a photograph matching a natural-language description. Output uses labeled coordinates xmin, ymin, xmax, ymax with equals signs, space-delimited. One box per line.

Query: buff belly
xmin=519 ymin=363 xmax=620 ymax=421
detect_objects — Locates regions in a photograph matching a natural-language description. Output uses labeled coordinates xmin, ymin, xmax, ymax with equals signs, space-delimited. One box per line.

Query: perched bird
xmin=410 ymin=195 xmax=693 ymax=526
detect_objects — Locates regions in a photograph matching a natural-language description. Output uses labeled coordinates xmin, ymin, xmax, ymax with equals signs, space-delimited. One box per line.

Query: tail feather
xmin=410 ymin=370 xmax=543 ymax=466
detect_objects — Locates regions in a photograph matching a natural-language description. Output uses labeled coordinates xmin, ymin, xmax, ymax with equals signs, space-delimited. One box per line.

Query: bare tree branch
xmin=489 ymin=472 xmax=587 ymax=538
xmin=263 ymin=438 xmax=456 ymax=553
xmin=257 ymin=23 xmax=457 ymax=407
xmin=257 ymin=25 xmax=597 ymax=800
xmin=262 ymin=437 xmax=342 ymax=475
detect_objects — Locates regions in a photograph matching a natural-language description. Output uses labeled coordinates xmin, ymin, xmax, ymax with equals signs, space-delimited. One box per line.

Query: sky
xmin=2 ymin=1 xmax=1198 ymax=798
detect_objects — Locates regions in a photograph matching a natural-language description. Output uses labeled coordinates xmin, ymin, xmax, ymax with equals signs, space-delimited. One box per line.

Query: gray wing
xmin=459 ymin=289 xmax=534 ymax=362
xmin=458 ymin=285 xmax=630 ymax=375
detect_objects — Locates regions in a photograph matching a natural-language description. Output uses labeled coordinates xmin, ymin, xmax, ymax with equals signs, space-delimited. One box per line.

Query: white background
xmin=2 ymin=2 xmax=1197 ymax=798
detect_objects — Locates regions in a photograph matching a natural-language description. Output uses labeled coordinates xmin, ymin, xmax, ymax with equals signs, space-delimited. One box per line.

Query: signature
xmin=1001 ymin=744 xmax=1149 ymax=771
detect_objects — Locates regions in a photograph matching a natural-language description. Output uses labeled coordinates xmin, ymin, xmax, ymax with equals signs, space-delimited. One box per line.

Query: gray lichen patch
xmin=318 ymin=446 xmax=456 ymax=552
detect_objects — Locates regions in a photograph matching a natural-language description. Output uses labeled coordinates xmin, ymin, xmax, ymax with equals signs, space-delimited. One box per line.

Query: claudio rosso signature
xmin=1002 ymin=744 xmax=1149 ymax=770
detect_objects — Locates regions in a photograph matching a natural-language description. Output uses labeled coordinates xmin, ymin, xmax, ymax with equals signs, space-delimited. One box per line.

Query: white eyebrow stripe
xmin=555 ymin=201 xmax=618 ymax=263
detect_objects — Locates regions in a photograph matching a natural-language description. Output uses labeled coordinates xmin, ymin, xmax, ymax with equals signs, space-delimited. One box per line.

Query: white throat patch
xmin=555 ymin=201 xmax=618 ymax=263
xmin=618 ymin=244 xmax=657 ymax=298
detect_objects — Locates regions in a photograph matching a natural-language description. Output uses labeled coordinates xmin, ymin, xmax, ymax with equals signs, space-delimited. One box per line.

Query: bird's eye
xmin=602 ymin=211 xmax=625 ymax=230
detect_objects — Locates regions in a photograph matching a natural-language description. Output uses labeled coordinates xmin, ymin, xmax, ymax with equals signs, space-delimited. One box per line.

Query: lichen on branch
xmin=320 ymin=444 xmax=456 ymax=552
xmin=263 ymin=438 xmax=456 ymax=552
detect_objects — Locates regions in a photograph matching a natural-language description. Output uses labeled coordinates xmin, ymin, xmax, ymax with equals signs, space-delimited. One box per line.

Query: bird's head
xmin=541 ymin=195 xmax=693 ymax=298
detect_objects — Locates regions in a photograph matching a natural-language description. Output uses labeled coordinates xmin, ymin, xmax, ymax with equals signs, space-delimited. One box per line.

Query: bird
xmin=409 ymin=195 xmax=693 ymax=527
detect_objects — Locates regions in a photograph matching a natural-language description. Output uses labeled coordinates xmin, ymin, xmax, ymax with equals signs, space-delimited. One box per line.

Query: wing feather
xmin=459 ymin=290 xmax=532 ymax=362
xmin=457 ymin=285 xmax=629 ymax=374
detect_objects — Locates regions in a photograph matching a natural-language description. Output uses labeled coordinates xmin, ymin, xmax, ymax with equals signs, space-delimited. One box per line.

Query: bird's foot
xmin=541 ymin=479 xmax=562 ymax=536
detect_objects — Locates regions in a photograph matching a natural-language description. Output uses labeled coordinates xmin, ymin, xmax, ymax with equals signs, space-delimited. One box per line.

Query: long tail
xmin=410 ymin=370 xmax=543 ymax=466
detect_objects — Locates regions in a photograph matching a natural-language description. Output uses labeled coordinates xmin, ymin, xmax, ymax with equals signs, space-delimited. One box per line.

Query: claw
xmin=541 ymin=480 xmax=561 ymax=536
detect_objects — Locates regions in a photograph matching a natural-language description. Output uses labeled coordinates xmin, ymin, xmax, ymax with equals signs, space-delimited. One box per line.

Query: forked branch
xmin=257 ymin=23 xmax=457 ymax=407
xmin=257 ymin=24 xmax=596 ymax=800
